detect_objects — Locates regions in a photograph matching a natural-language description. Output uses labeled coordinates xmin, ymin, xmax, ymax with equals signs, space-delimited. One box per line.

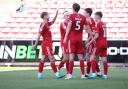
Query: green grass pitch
xmin=0 ymin=67 xmax=128 ymax=89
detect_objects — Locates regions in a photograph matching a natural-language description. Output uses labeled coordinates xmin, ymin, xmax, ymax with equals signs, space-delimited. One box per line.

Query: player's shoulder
xmin=78 ymin=13 xmax=85 ymax=17
xmin=80 ymin=14 xmax=86 ymax=20
xmin=60 ymin=22 xmax=63 ymax=25
xmin=69 ymin=13 xmax=76 ymax=18
xmin=69 ymin=13 xmax=74 ymax=15
xmin=39 ymin=22 xmax=45 ymax=32
xmin=60 ymin=22 xmax=64 ymax=28
xmin=90 ymin=17 xmax=95 ymax=24
xmin=97 ymin=21 xmax=106 ymax=28
xmin=40 ymin=22 xmax=45 ymax=28
xmin=99 ymin=21 xmax=106 ymax=26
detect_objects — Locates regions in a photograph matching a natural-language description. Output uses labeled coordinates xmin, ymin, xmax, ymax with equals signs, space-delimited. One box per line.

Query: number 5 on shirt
xmin=75 ymin=20 xmax=80 ymax=30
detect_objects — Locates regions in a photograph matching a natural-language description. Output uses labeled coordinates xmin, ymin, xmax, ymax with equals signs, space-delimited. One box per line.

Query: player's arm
xmin=33 ymin=23 xmax=43 ymax=49
xmin=85 ymin=26 xmax=92 ymax=34
xmin=63 ymin=20 xmax=72 ymax=43
xmin=89 ymin=25 xmax=100 ymax=44
xmin=33 ymin=32 xmax=41 ymax=50
xmin=89 ymin=32 xmax=99 ymax=43
xmin=86 ymin=31 xmax=99 ymax=48
xmin=51 ymin=10 xmax=58 ymax=24
xmin=84 ymin=17 xmax=93 ymax=36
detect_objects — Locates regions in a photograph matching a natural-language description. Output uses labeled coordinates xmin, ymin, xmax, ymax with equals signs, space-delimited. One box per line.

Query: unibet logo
xmin=0 ymin=45 xmax=42 ymax=59
xmin=16 ymin=45 xmax=42 ymax=59
xmin=0 ymin=42 xmax=63 ymax=60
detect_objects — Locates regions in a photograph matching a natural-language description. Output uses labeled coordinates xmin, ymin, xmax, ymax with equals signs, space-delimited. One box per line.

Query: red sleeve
xmin=60 ymin=23 xmax=63 ymax=35
xmin=39 ymin=23 xmax=45 ymax=33
xmin=91 ymin=18 xmax=95 ymax=30
xmin=39 ymin=23 xmax=43 ymax=32
xmin=84 ymin=16 xmax=88 ymax=26
xmin=69 ymin=14 xmax=73 ymax=22
xmin=102 ymin=22 xmax=106 ymax=28
xmin=94 ymin=23 xmax=100 ymax=34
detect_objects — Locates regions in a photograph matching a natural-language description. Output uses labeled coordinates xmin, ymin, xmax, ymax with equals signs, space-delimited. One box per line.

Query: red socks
xmin=103 ymin=62 xmax=108 ymax=75
xmin=69 ymin=60 xmax=74 ymax=74
xmin=96 ymin=61 xmax=100 ymax=72
xmin=66 ymin=60 xmax=69 ymax=74
xmin=58 ymin=61 xmax=65 ymax=70
xmin=50 ymin=62 xmax=57 ymax=73
xmin=86 ymin=61 xmax=91 ymax=74
xmin=38 ymin=60 xmax=44 ymax=73
xmin=91 ymin=60 xmax=97 ymax=73
xmin=80 ymin=60 xmax=85 ymax=75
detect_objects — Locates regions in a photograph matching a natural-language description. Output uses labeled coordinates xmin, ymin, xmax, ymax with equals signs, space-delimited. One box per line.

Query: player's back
xmin=69 ymin=13 xmax=87 ymax=40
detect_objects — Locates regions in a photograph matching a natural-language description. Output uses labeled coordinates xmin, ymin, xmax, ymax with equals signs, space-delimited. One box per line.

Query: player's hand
xmin=32 ymin=45 xmax=37 ymax=50
xmin=86 ymin=25 xmax=90 ymax=30
xmin=56 ymin=9 xmax=58 ymax=14
xmin=86 ymin=42 xmax=90 ymax=48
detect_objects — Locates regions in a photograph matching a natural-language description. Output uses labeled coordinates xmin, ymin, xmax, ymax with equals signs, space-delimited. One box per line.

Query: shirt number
xmin=75 ymin=21 xmax=80 ymax=30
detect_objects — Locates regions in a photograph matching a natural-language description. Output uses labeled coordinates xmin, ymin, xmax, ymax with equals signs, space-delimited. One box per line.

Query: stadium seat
xmin=11 ymin=28 xmax=20 ymax=34
xmin=9 ymin=22 xmax=18 ymax=28
xmin=1 ymin=28 xmax=11 ymax=34
xmin=0 ymin=0 xmax=128 ymax=40
xmin=0 ymin=23 xmax=8 ymax=28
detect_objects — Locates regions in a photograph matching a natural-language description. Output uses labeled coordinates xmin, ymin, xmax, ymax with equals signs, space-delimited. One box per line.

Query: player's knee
xmin=101 ymin=57 xmax=107 ymax=62
xmin=50 ymin=59 xmax=55 ymax=62
xmin=90 ymin=55 xmax=95 ymax=61
xmin=63 ymin=58 xmax=68 ymax=62
xmin=50 ymin=57 xmax=55 ymax=62
xmin=86 ymin=59 xmax=90 ymax=62
xmin=78 ymin=55 xmax=83 ymax=60
xmin=78 ymin=56 xmax=83 ymax=60
xmin=41 ymin=55 xmax=45 ymax=61
xmin=86 ymin=55 xmax=90 ymax=61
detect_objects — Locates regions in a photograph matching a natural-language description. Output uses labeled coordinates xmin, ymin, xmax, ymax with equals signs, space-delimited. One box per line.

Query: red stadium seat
xmin=0 ymin=0 xmax=128 ymax=40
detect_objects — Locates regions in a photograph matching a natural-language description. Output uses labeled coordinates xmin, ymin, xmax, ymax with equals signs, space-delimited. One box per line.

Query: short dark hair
xmin=40 ymin=12 xmax=48 ymax=19
xmin=84 ymin=8 xmax=92 ymax=16
xmin=72 ymin=3 xmax=80 ymax=12
xmin=95 ymin=11 xmax=103 ymax=18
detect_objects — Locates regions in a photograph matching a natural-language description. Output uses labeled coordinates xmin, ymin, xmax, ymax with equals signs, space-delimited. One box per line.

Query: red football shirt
xmin=94 ymin=21 xmax=107 ymax=48
xmin=60 ymin=22 xmax=68 ymax=42
xmin=87 ymin=18 xmax=95 ymax=41
xmin=69 ymin=13 xmax=87 ymax=40
xmin=39 ymin=22 xmax=52 ymax=43
xmin=95 ymin=21 xmax=107 ymax=40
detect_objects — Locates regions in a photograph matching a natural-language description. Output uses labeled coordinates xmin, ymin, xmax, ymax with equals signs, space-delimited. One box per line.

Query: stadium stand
xmin=0 ymin=0 xmax=128 ymax=41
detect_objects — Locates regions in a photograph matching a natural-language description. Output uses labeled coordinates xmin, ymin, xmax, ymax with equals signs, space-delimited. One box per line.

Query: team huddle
xmin=33 ymin=3 xmax=108 ymax=80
